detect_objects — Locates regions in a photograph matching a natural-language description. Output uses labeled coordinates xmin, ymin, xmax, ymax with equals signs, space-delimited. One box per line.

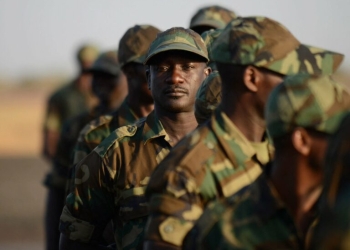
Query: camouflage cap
xmin=189 ymin=5 xmax=237 ymax=31
xmin=195 ymin=71 xmax=222 ymax=124
xmin=76 ymin=44 xmax=99 ymax=68
xmin=144 ymin=27 xmax=209 ymax=65
xmin=86 ymin=50 xmax=120 ymax=76
xmin=266 ymin=74 xmax=350 ymax=138
xmin=118 ymin=24 xmax=161 ymax=68
xmin=211 ymin=16 xmax=344 ymax=76
xmin=201 ymin=28 xmax=222 ymax=63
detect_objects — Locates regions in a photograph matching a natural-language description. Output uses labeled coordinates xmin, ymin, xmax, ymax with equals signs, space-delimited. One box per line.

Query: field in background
xmin=0 ymin=71 xmax=349 ymax=249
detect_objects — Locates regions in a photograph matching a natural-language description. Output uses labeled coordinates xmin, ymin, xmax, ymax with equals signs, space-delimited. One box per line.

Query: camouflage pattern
xmin=184 ymin=74 xmax=350 ymax=250
xmin=76 ymin=44 xmax=99 ymax=70
xmin=211 ymin=16 xmax=344 ymax=75
xmin=73 ymin=98 xmax=140 ymax=164
xmin=311 ymin=112 xmax=350 ymax=250
xmin=201 ymin=28 xmax=222 ymax=70
xmin=195 ymin=71 xmax=222 ymax=124
xmin=43 ymin=81 xmax=90 ymax=137
xmin=144 ymin=27 xmax=209 ymax=65
xmin=266 ymin=74 xmax=350 ymax=138
xmin=118 ymin=25 xmax=161 ymax=68
xmin=60 ymin=111 xmax=173 ymax=249
xmin=189 ymin=5 xmax=237 ymax=30
xmin=145 ymin=109 xmax=273 ymax=247
xmin=86 ymin=50 xmax=120 ymax=76
xmin=183 ymin=173 xmax=309 ymax=250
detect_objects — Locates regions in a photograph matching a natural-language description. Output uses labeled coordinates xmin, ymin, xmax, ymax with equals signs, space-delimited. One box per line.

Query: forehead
xmin=150 ymin=50 xmax=207 ymax=65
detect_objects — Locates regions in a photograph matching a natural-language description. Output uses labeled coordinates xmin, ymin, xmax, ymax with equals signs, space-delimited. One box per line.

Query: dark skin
xmin=147 ymin=50 xmax=211 ymax=145
xmin=270 ymin=128 xmax=329 ymax=244
xmin=122 ymin=62 xmax=154 ymax=118
xmin=218 ymin=63 xmax=284 ymax=142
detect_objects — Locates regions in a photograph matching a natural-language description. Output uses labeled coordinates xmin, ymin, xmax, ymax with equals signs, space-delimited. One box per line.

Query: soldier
xmin=42 ymin=44 xmax=99 ymax=161
xmin=59 ymin=27 xmax=211 ymax=250
xmin=184 ymin=74 xmax=350 ymax=250
xmin=310 ymin=113 xmax=350 ymax=249
xmin=44 ymin=50 xmax=125 ymax=250
xmin=72 ymin=25 xmax=160 ymax=165
xmin=189 ymin=5 xmax=237 ymax=35
xmin=144 ymin=16 xmax=344 ymax=250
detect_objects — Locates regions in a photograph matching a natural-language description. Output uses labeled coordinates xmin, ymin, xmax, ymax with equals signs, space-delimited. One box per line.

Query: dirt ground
xmin=0 ymin=87 xmax=52 ymax=250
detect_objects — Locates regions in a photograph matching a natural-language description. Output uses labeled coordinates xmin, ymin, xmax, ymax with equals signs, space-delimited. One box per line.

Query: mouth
xmin=164 ymin=88 xmax=188 ymax=97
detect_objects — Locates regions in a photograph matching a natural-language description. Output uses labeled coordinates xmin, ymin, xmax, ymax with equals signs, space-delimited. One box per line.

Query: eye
xmin=182 ymin=64 xmax=195 ymax=71
xmin=156 ymin=65 xmax=169 ymax=72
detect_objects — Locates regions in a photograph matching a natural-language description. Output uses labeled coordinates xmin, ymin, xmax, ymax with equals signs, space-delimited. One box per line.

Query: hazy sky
xmin=1 ymin=0 xmax=349 ymax=79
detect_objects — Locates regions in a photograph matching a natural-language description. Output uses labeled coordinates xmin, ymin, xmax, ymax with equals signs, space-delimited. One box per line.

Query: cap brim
xmin=263 ymin=44 xmax=344 ymax=76
xmin=144 ymin=43 xmax=209 ymax=65
xmin=120 ymin=54 xmax=146 ymax=68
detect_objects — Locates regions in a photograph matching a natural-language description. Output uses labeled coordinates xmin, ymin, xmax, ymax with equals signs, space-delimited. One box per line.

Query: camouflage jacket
xmin=60 ymin=111 xmax=172 ymax=250
xmin=44 ymin=105 xmax=113 ymax=189
xmin=73 ymin=98 xmax=139 ymax=164
xmin=145 ymin=109 xmax=273 ymax=247
xmin=183 ymin=172 xmax=311 ymax=250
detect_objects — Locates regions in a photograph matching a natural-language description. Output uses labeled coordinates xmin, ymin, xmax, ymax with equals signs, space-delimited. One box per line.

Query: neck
xmin=270 ymin=153 xmax=322 ymax=239
xmin=221 ymin=96 xmax=265 ymax=142
xmin=127 ymin=95 xmax=154 ymax=118
xmin=155 ymin=108 xmax=198 ymax=146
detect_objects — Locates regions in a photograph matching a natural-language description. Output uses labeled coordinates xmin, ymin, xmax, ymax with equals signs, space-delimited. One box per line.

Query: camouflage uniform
xmin=59 ymin=27 xmax=209 ymax=250
xmin=72 ymin=25 xmax=161 ymax=165
xmin=189 ymin=5 xmax=237 ymax=34
xmin=184 ymin=74 xmax=350 ymax=250
xmin=144 ymin=16 xmax=344 ymax=249
xmin=311 ymin=116 xmax=350 ymax=249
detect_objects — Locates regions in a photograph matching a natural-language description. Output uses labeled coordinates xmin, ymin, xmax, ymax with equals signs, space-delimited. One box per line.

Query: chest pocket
xmin=118 ymin=186 xmax=149 ymax=222
xmin=209 ymin=158 xmax=262 ymax=198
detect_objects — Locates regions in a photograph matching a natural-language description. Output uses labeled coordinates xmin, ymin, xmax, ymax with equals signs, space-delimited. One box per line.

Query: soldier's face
xmin=148 ymin=51 xmax=210 ymax=113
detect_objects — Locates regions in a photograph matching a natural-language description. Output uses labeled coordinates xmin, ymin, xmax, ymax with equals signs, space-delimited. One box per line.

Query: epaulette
xmin=94 ymin=117 xmax=147 ymax=157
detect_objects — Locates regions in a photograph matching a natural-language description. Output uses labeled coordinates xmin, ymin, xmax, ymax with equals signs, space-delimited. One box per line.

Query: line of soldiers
xmin=42 ymin=4 xmax=350 ymax=250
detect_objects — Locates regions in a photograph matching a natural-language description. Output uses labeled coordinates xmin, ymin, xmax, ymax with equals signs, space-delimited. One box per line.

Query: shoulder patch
xmin=94 ymin=117 xmax=146 ymax=158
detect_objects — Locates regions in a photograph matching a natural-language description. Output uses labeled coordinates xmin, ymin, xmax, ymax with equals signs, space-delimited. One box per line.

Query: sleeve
xmin=59 ymin=151 xmax=116 ymax=244
xmin=144 ymin=161 xmax=206 ymax=248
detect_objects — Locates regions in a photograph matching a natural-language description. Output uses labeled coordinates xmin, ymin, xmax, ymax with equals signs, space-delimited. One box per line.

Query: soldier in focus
xmin=72 ymin=25 xmax=160 ymax=165
xmin=184 ymin=74 xmax=350 ymax=249
xmin=144 ymin=16 xmax=344 ymax=250
xmin=45 ymin=50 xmax=125 ymax=250
xmin=59 ymin=27 xmax=211 ymax=250
xmin=189 ymin=5 xmax=237 ymax=35
xmin=310 ymin=113 xmax=350 ymax=249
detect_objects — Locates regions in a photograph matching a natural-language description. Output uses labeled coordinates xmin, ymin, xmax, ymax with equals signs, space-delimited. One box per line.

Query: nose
xmin=165 ymin=67 xmax=185 ymax=85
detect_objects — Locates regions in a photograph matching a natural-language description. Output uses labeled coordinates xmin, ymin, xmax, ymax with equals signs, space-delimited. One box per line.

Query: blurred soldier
xmin=72 ymin=25 xmax=160 ymax=165
xmin=44 ymin=50 xmax=125 ymax=250
xmin=189 ymin=5 xmax=237 ymax=35
xmin=42 ymin=44 xmax=99 ymax=161
xmin=311 ymin=113 xmax=350 ymax=249
xmin=144 ymin=16 xmax=344 ymax=250
xmin=184 ymin=74 xmax=350 ymax=250
xmin=59 ymin=27 xmax=211 ymax=250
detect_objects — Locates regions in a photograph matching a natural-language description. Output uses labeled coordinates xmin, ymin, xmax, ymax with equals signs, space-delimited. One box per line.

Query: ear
xmin=291 ymin=127 xmax=311 ymax=156
xmin=243 ymin=66 xmax=262 ymax=92
xmin=146 ymin=68 xmax=151 ymax=90
xmin=204 ymin=66 xmax=212 ymax=77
